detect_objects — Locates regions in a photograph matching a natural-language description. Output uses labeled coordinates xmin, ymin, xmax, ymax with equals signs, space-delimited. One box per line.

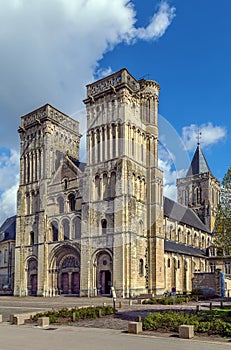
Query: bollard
xmin=98 ymin=309 xmax=102 ymax=318
xmin=179 ymin=325 xmax=194 ymax=339
xmin=210 ymin=302 xmax=212 ymax=310
xmin=128 ymin=321 xmax=142 ymax=334
xmin=129 ymin=299 xmax=132 ymax=307
xmin=196 ymin=305 xmax=200 ymax=313
xmin=38 ymin=317 xmax=50 ymax=328
xmin=119 ymin=301 xmax=123 ymax=308
xmin=220 ymin=301 xmax=224 ymax=309
xmin=72 ymin=312 xmax=76 ymax=322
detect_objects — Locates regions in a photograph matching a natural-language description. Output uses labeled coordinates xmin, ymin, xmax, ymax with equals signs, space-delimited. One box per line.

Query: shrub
xmin=143 ymin=310 xmax=231 ymax=337
xmin=32 ymin=305 xmax=114 ymax=324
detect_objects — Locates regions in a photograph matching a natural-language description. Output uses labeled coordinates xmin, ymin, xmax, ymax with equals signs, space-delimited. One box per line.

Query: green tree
xmin=213 ymin=165 xmax=231 ymax=251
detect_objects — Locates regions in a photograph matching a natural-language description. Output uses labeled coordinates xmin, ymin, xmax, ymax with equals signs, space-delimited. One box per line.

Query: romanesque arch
xmin=26 ymin=257 xmax=38 ymax=296
xmin=92 ymin=249 xmax=113 ymax=295
xmin=49 ymin=244 xmax=80 ymax=295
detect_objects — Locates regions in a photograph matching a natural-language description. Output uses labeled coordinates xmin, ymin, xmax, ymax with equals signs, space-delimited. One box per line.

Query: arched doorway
xmin=27 ymin=258 xmax=38 ymax=296
xmin=49 ymin=244 xmax=80 ymax=295
xmin=95 ymin=251 xmax=113 ymax=295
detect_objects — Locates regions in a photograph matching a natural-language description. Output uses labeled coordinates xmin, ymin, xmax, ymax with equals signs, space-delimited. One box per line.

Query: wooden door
xmin=31 ymin=274 xmax=37 ymax=295
xmin=61 ymin=273 xmax=69 ymax=294
xmin=72 ymin=272 xmax=80 ymax=294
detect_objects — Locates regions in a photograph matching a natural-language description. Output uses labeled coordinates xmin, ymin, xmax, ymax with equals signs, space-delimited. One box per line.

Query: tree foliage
xmin=213 ymin=165 xmax=231 ymax=249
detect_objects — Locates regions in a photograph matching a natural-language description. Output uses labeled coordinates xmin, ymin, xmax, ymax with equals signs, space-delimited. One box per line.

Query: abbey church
xmin=0 ymin=68 xmax=224 ymax=297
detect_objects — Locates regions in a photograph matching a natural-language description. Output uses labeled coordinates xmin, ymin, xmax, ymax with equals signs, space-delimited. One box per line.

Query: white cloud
xmin=0 ymin=0 xmax=175 ymax=149
xmin=158 ymin=146 xmax=186 ymax=202
xmin=94 ymin=67 xmax=113 ymax=80
xmin=134 ymin=1 xmax=176 ymax=41
xmin=159 ymin=120 xmax=227 ymax=202
xmin=0 ymin=184 xmax=18 ymax=225
xmin=0 ymin=149 xmax=19 ymax=224
xmin=182 ymin=122 xmax=227 ymax=151
xmin=0 ymin=0 xmax=176 ymax=224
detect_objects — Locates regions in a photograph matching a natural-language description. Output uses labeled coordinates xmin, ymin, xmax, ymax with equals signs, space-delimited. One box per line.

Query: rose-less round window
xmin=103 ymin=260 xmax=107 ymax=266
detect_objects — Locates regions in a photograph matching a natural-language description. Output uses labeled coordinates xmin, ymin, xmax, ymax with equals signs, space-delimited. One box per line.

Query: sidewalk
xmin=0 ymin=323 xmax=230 ymax=350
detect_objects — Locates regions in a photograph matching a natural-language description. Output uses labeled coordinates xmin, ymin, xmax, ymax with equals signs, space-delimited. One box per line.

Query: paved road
xmin=0 ymin=324 xmax=230 ymax=350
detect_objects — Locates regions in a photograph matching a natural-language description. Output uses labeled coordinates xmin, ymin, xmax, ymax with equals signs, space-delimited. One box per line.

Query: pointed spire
xmin=186 ymin=144 xmax=211 ymax=176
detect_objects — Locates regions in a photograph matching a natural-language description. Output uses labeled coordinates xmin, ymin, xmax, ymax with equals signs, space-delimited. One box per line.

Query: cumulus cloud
xmin=182 ymin=122 xmax=227 ymax=151
xmin=0 ymin=0 xmax=175 ymax=149
xmin=158 ymin=146 xmax=186 ymax=201
xmin=0 ymin=0 xmax=176 ymax=224
xmin=134 ymin=1 xmax=176 ymax=41
xmin=159 ymin=120 xmax=227 ymax=202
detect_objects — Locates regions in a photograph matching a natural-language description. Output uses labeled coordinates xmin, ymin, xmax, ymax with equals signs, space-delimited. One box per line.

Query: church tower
xmin=177 ymin=142 xmax=220 ymax=232
xmin=14 ymin=104 xmax=81 ymax=296
xmin=81 ymin=68 xmax=165 ymax=297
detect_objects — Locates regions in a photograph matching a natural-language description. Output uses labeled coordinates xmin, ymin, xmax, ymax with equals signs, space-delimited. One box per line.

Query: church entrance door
xmin=31 ymin=274 xmax=37 ymax=295
xmin=100 ymin=270 xmax=111 ymax=294
xmin=61 ymin=273 xmax=69 ymax=294
xmin=72 ymin=272 xmax=80 ymax=294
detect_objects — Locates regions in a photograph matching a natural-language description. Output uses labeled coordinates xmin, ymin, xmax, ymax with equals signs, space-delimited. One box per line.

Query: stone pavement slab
xmin=0 ymin=324 xmax=230 ymax=350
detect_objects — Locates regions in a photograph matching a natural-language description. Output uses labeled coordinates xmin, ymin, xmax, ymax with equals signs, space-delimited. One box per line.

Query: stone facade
xmin=0 ymin=216 xmax=15 ymax=294
xmin=13 ymin=68 xmax=217 ymax=297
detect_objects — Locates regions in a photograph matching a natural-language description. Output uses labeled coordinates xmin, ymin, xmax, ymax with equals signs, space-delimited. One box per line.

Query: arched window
xmin=167 ymin=258 xmax=171 ymax=268
xmin=139 ymin=259 xmax=144 ymax=276
xmin=187 ymin=230 xmax=191 ymax=245
xmin=52 ymin=222 xmax=58 ymax=241
xmin=74 ymin=217 xmax=81 ymax=239
xmin=63 ymin=178 xmax=68 ymax=190
xmin=95 ymin=175 xmax=100 ymax=200
xmin=103 ymin=173 xmax=108 ymax=199
xmin=68 ymin=194 xmax=76 ymax=211
xmin=201 ymin=236 xmax=205 ymax=248
xmin=194 ymin=233 xmax=197 ymax=245
xmin=57 ymin=197 xmax=64 ymax=214
xmin=177 ymin=228 xmax=181 ymax=242
xmin=30 ymin=231 xmax=34 ymax=245
xmin=101 ymin=219 xmax=107 ymax=235
xmin=63 ymin=220 xmax=70 ymax=240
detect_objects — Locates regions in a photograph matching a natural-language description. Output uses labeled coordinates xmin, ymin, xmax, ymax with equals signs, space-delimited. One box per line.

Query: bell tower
xmin=14 ymin=104 xmax=81 ymax=296
xmin=81 ymin=69 xmax=164 ymax=297
xmin=177 ymin=142 xmax=220 ymax=232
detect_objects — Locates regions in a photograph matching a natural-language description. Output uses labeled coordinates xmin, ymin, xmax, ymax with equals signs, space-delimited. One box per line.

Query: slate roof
xmin=164 ymin=240 xmax=206 ymax=257
xmin=68 ymin=156 xmax=86 ymax=172
xmin=164 ymin=196 xmax=211 ymax=234
xmin=0 ymin=215 xmax=16 ymax=241
xmin=186 ymin=144 xmax=211 ymax=176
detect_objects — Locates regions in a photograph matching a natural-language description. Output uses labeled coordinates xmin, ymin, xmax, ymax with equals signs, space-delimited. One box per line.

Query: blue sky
xmin=0 ymin=0 xmax=230 ymax=224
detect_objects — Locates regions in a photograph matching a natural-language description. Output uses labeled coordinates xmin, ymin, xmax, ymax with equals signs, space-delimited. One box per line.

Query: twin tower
xmin=14 ymin=68 xmax=217 ymax=297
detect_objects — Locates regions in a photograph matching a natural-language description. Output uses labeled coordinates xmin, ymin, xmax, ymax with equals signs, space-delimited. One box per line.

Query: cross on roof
xmin=197 ymin=130 xmax=202 ymax=146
